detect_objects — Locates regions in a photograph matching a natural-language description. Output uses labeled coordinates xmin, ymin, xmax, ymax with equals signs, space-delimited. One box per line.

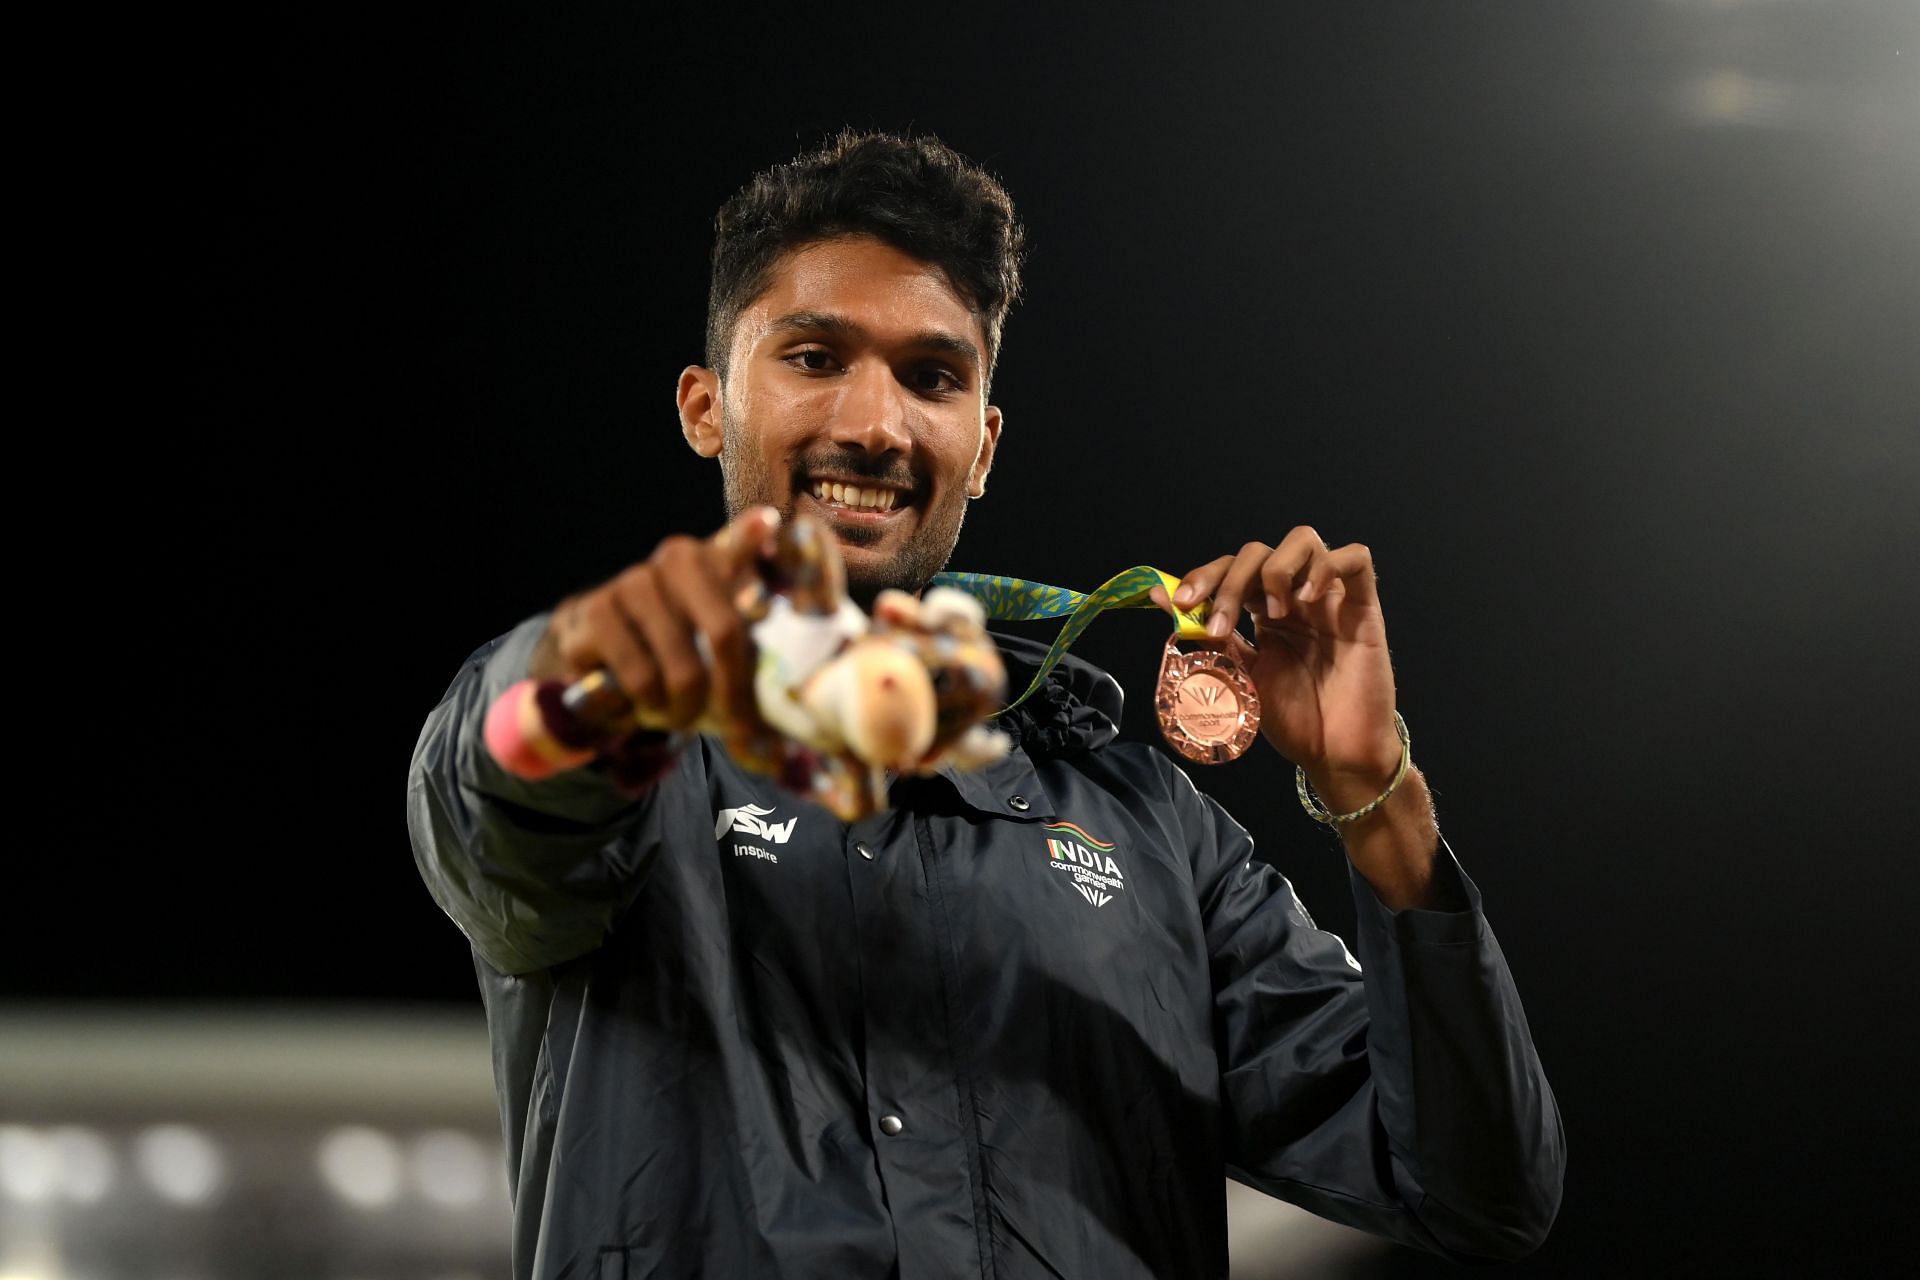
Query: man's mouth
xmin=805 ymin=478 xmax=909 ymax=516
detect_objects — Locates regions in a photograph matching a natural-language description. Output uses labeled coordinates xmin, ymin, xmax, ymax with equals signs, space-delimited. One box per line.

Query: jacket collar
xmin=929 ymin=630 xmax=1122 ymax=821
xmin=938 ymin=745 xmax=1054 ymax=822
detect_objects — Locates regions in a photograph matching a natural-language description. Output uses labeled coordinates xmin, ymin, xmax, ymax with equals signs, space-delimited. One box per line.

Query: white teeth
xmin=809 ymin=481 xmax=901 ymax=511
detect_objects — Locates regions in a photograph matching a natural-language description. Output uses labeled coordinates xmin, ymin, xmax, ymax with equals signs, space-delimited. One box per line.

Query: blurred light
xmin=135 ymin=1124 xmax=225 ymax=1206
xmin=0 ymin=1126 xmax=56 ymax=1203
xmin=411 ymin=1129 xmax=488 ymax=1208
xmin=1681 ymin=69 xmax=1795 ymax=127
xmin=318 ymin=1126 xmax=403 ymax=1208
xmin=48 ymin=1126 xmax=116 ymax=1203
xmin=1 ymin=1228 xmax=65 ymax=1280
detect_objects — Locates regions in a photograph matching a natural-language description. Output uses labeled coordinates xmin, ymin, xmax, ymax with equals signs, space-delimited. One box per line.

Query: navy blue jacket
xmin=408 ymin=616 xmax=1564 ymax=1279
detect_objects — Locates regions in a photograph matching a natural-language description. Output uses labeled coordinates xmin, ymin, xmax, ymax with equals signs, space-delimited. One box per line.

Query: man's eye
xmin=910 ymin=366 xmax=962 ymax=393
xmin=790 ymin=349 xmax=837 ymax=372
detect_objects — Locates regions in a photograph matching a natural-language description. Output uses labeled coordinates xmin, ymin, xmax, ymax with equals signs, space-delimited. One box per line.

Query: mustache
xmin=792 ymin=449 xmax=919 ymax=493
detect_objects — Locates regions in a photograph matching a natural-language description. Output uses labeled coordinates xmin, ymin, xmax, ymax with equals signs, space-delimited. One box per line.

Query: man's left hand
xmin=1151 ymin=526 xmax=1403 ymax=816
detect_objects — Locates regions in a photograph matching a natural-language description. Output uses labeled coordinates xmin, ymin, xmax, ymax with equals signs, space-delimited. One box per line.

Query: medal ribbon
xmin=929 ymin=568 xmax=1213 ymax=713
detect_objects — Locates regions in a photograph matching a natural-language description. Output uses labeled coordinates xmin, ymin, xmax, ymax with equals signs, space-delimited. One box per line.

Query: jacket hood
xmin=988 ymin=631 xmax=1122 ymax=758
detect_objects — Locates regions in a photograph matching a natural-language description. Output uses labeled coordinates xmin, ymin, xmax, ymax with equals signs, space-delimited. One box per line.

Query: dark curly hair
xmin=705 ymin=130 xmax=1026 ymax=388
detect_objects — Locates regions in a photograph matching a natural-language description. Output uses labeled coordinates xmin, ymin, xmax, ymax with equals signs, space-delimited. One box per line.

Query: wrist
xmin=1339 ymin=768 xmax=1444 ymax=910
xmin=1303 ymin=719 xmax=1402 ymax=802
xmin=1305 ymin=755 xmax=1401 ymax=814
xmin=1298 ymin=712 xmax=1411 ymax=822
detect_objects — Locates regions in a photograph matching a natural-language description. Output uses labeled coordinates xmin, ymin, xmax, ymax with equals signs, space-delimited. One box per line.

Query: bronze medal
xmin=1155 ymin=635 xmax=1260 ymax=764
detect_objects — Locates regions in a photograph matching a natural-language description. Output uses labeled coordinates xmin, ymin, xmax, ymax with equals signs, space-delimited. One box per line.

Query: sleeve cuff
xmin=1348 ymin=835 xmax=1487 ymax=948
xmin=454 ymin=613 xmax=659 ymax=822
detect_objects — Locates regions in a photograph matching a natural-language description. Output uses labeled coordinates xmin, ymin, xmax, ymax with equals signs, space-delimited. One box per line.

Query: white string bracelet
xmin=1296 ymin=711 xmax=1412 ymax=825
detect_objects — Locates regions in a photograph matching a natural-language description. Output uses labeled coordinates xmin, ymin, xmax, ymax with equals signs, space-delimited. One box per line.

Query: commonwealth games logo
xmin=1042 ymin=821 xmax=1126 ymax=909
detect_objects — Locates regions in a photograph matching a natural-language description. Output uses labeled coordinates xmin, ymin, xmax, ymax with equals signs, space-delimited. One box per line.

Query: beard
xmin=718 ymin=406 xmax=972 ymax=608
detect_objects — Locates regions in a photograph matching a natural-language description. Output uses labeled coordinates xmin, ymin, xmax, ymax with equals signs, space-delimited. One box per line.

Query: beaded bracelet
xmin=1296 ymin=711 xmax=1412 ymax=825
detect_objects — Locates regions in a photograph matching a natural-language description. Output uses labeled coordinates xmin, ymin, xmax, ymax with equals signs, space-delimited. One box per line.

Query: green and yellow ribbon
xmin=929 ymin=567 xmax=1212 ymax=713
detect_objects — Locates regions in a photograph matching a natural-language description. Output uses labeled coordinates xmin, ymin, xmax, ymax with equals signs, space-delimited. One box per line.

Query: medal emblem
xmin=1155 ymin=635 xmax=1260 ymax=764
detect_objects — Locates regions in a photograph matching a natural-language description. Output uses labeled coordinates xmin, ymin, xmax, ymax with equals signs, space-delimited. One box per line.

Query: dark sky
xmin=39 ymin=2 xmax=1920 ymax=1273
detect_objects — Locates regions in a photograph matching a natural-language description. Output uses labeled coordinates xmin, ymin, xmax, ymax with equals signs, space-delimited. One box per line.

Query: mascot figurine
xmin=484 ymin=513 xmax=1009 ymax=821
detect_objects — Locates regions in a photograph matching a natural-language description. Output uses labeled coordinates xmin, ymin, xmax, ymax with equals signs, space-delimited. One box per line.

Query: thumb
xmin=711 ymin=505 xmax=782 ymax=574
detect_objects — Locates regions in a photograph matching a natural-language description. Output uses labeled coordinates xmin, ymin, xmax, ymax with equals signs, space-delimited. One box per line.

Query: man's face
xmin=682 ymin=235 xmax=1002 ymax=605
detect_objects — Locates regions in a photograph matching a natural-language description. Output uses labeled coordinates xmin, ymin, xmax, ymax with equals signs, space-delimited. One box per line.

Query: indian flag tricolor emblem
xmin=1043 ymin=820 xmax=1114 ymax=857
xmin=1041 ymin=821 xmax=1125 ymax=907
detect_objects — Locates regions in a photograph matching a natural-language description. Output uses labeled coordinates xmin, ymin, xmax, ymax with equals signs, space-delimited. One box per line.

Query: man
xmin=408 ymin=131 xmax=1564 ymax=1279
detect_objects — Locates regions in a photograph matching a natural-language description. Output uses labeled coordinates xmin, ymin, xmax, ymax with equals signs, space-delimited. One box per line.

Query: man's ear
xmin=969 ymin=405 xmax=1004 ymax=499
xmin=678 ymin=366 xmax=723 ymax=458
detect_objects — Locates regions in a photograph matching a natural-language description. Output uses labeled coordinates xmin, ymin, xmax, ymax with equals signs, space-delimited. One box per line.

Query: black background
xmin=42 ymin=2 xmax=1920 ymax=1274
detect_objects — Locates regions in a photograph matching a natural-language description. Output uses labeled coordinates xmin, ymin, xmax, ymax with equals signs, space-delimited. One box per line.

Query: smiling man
xmin=408 ymin=131 xmax=1564 ymax=1280
xmin=680 ymin=233 xmax=1000 ymax=607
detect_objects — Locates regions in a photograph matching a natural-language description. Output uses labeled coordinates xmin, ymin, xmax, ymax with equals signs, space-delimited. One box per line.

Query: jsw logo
xmin=714 ymin=803 xmax=798 ymax=845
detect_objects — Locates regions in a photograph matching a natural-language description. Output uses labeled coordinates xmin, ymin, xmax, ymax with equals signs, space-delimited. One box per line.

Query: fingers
xmin=699 ymin=506 xmax=781 ymax=726
xmin=541 ymin=508 xmax=785 ymax=732
xmin=1317 ymin=543 xmax=1378 ymax=607
xmin=669 ymin=541 xmax=756 ymax=728
xmin=1256 ymin=526 xmax=1334 ymax=624
xmin=1169 ymin=527 xmax=1381 ymax=633
xmin=1170 ymin=555 xmax=1237 ymax=631
xmin=711 ymin=505 xmax=782 ymax=576
xmin=1210 ymin=542 xmax=1277 ymax=638
xmin=620 ymin=541 xmax=715 ymax=730
xmin=552 ymin=585 xmax=662 ymax=705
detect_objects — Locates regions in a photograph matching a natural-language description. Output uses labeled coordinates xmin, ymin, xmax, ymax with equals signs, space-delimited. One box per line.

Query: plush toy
xmin=485 ymin=514 xmax=1009 ymax=821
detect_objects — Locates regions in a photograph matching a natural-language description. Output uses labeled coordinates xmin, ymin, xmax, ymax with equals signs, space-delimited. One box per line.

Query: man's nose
xmin=828 ymin=364 xmax=913 ymax=457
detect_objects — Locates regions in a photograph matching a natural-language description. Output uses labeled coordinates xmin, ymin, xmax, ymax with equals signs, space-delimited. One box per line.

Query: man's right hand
xmin=527 ymin=506 xmax=783 ymax=733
